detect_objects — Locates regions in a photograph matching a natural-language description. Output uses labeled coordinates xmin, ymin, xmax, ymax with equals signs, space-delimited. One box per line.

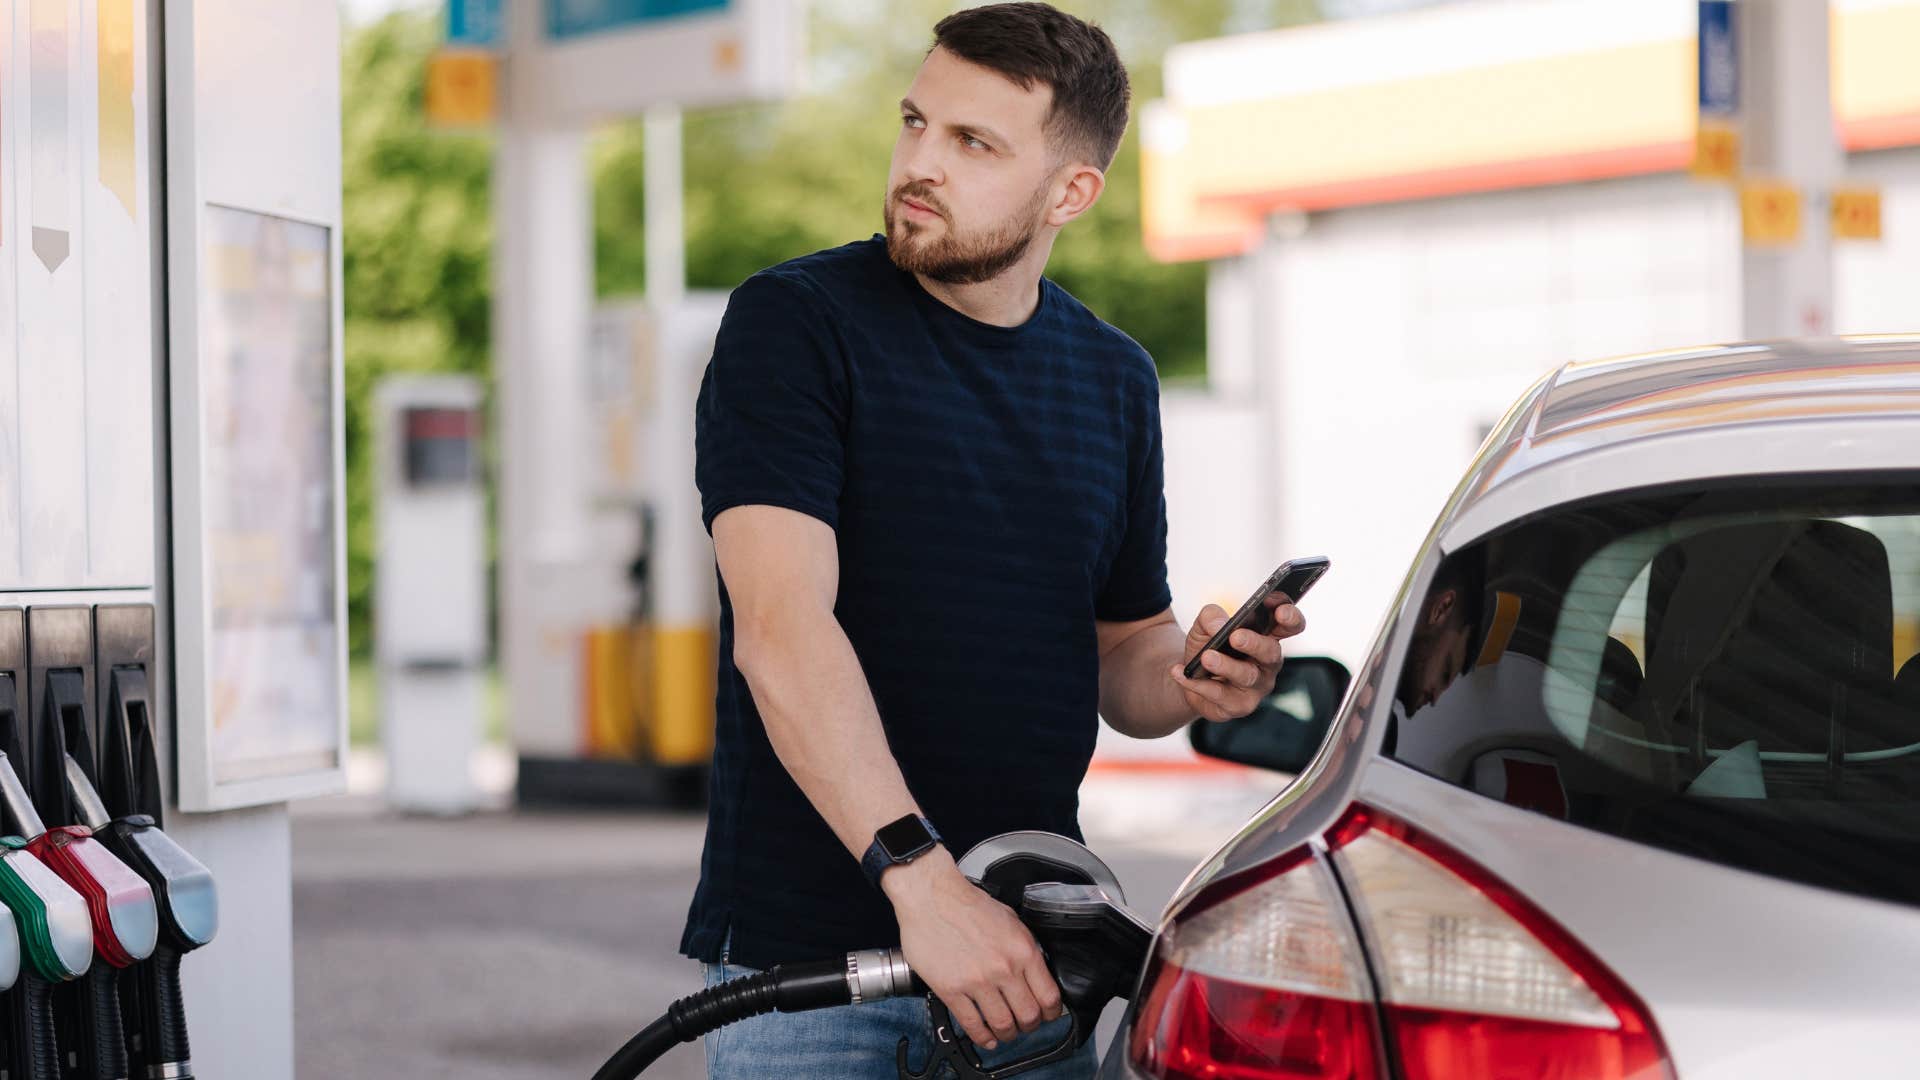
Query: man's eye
xmin=960 ymin=134 xmax=988 ymax=151
xmin=902 ymin=115 xmax=925 ymax=130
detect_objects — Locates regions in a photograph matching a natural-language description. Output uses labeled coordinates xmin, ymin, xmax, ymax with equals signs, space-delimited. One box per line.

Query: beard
xmin=883 ymin=180 xmax=1048 ymax=285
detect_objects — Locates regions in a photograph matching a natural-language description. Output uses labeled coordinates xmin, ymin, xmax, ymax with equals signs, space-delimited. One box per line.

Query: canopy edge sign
xmin=519 ymin=0 xmax=802 ymax=121
xmin=547 ymin=0 xmax=730 ymax=41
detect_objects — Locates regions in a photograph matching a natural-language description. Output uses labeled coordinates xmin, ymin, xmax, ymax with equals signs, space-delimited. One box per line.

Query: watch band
xmin=860 ymin=814 xmax=942 ymax=890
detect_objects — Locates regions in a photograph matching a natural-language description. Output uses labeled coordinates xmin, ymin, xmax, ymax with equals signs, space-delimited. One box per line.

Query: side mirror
xmin=1189 ymin=656 xmax=1352 ymax=775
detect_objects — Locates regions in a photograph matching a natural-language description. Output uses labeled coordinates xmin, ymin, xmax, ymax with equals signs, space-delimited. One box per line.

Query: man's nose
xmin=900 ymin=135 xmax=946 ymax=187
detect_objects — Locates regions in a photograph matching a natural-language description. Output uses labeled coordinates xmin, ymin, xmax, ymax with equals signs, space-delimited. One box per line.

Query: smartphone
xmin=1183 ymin=556 xmax=1331 ymax=681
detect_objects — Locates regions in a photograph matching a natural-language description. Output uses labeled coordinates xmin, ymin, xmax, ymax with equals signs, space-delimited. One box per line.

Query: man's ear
xmin=1426 ymin=588 xmax=1457 ymax=628
xmin=1046 ymin=163 xmax=1105 ymax=226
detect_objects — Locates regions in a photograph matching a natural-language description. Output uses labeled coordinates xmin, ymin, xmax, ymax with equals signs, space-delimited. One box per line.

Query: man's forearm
xmin=1097 ymin=620 xmax=1196 ymax=739
xmin=733 ymin=607 xmax=922 ymax=860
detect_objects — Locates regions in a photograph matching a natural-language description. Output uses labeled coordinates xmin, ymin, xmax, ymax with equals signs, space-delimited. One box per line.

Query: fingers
xmin=1198 ymin=647 xmax=1261 ymax=689
xmin=1171 ymin=663 xmax=1259 ymax=721
xmin=1022 ymin=948 xmax=1065 ymax=1023
xmin=998 ymin=976 xmax=1047 ymax=1038
xmin=1186 ymin=604 xmax=1230 ymax=646
xmin=1230 ymin=628 xmax=1283 ymax=666
xmin=1271 ymin=601 xmax=1307 ymax=638
xmin=946 ymin=995 xmax=996 ymax=1051
xmin=959 ymin=938 xmax=1054 ymax=1049
xmin=971 ymin=986 xmax=1020 ymax=1048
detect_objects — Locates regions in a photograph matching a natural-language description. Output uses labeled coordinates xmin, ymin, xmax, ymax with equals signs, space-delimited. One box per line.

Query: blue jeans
xmin=699 ymin=947 xmax=1098 ymax=1080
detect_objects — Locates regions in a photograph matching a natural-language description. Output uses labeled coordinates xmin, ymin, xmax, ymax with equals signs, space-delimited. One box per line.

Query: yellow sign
xmin=1740 ymin=181 xmax=1802 ymax=246
xmin=426 ymin=49 xmax=497 ymax=127
xmin=1831 ymin=186 xmax=1883 ymax=240
xmin=1692 ymin=120 xmax=1740 ymax=181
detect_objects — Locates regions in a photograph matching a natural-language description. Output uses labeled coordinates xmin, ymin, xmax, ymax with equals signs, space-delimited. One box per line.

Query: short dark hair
xmin=931 ymin=3 xmax=1131 ymax=170
xmin=1430 ymin=553 xmax=1486 ymax=675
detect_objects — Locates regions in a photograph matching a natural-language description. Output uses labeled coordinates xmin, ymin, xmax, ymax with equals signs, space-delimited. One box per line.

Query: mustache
xmin=891 ymin=183 xmax=949 ymax=220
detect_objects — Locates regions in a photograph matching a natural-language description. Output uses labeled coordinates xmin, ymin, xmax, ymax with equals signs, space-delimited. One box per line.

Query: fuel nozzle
xmin=28 ymin=667 xmax=167 ymax=1080
xmin=899 ymin=836 xmax=1158 ymax=1080
xmin=0 ymin=689 xmax=96 ymax=984
xmin=0 ymin=770 xmax=102 ymax=984
xmin=29 ymin=670 xmax=158 ymax=968
xmin=95 ymin=668 xmax=218 ymax=952
xmin=0 ymin=673 xmax=96 ymax=1080
xmin=94 ymin=664 xmax=219 ymax=1080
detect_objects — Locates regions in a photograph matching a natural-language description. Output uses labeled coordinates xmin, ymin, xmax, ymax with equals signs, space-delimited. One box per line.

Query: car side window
xmin=1385 ymin=482 xmax=1920 ymax=908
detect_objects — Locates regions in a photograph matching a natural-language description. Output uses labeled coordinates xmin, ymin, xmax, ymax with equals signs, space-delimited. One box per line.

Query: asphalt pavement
xmin=292 ymin=759 xmax=1283 ymax=1079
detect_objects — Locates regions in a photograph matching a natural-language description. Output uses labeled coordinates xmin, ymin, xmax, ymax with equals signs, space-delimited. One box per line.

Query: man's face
xmin=1397 ymin=589 xmax=1471 ymax=714
xmin=886 ymin=46 xmax=1062 ymax=284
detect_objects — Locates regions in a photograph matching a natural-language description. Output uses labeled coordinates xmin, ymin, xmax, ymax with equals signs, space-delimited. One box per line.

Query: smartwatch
xmin=861 ymin=814 xmax=942 ymax=890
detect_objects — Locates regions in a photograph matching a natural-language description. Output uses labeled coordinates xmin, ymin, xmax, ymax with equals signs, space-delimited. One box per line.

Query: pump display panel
xmin=173 ymin=204 xmax=348 ymax=809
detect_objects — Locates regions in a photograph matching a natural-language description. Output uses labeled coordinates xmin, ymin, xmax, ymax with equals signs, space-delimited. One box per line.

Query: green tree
xmin=595 ymin=0 xmax=1319 ymax=376
xmin=342 ymin=9 xmax=496 ymax=658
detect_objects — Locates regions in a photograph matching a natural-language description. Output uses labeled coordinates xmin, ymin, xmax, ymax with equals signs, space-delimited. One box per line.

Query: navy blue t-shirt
xmin=682 ymin=236 xmax=1170 ymax=968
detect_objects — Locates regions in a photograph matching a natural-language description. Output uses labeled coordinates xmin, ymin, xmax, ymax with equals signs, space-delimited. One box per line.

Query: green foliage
xmin=342 ymin=11 xmax=495 ymax=657
xmin=342 ymin=0 xmax=1319 ymax=655
xmin=593 ymin=0 xmax=1325 ymax=377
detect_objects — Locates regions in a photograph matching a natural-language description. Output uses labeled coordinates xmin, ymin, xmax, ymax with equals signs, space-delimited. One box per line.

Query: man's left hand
xmin=1168 ymin=596 xmax=1306 ymax=722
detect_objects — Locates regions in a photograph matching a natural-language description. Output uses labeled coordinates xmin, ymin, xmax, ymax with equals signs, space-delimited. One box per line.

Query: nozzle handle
xmin=7 ymin=971 xmax=61 ymax=1080
xmin=137 ymin=946 xmax=192 ymax=1076
xmin=79 ymin=964 xmax=129 ymax=1079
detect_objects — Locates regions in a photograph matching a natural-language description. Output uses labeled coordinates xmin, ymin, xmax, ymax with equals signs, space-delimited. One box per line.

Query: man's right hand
xmin=882 ymin=846 xmax=1064 ymax=1051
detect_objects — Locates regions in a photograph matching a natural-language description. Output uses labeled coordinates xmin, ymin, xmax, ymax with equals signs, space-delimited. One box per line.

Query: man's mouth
xmin=899 ymin=196 xmax=941 ymax=219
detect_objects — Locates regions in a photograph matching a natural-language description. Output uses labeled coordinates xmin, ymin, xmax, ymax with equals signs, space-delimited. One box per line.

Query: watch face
xmin=877 ymin=815 xmax=934 ymax=861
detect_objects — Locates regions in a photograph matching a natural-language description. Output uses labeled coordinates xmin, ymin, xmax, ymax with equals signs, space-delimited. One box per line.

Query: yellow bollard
xmin=651 ymin=625 xmax=715 ymax=766
xmin=583 ymin=626 xmax=644 ymax=760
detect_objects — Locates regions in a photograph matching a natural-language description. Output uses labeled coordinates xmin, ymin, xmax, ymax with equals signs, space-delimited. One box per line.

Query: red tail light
xmin=1129 ymin=849 xmax=1387 ymax=1079
xmin=1330 ymin=806 xmax=1672 ymax=1080
xmin=1129 ymin=805 xmax=1674 ymax=1080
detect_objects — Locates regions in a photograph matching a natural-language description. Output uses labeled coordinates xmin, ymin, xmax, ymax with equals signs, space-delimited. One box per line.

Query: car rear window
xmin=1384 ymin=479 xmax=1920 ymax=907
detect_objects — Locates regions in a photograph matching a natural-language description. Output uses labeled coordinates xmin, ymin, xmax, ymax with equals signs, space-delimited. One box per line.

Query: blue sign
xmin=448 ymin=0 xmax=504 ymax=48
xmin=545 ymin=0 xmax=730 ymax=41
xmin=1698 ymin=0 xmax=1738 ymax=115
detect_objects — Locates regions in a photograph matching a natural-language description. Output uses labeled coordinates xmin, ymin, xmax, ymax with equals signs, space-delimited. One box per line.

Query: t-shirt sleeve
xmin=1095 ymin=374 xmax=1172 ymax=622
xmin=694 ymin=272 xmax=849 ymax=533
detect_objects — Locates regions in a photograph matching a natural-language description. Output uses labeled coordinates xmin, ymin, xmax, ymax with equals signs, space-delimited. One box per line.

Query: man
xmin=1396 ymin=559 xmax=1481 ymax=716
xmin=1380 ymin=557 xmax=1483 ymax=761
xmin=684 ymin=5 xmax=1304 ymax=1076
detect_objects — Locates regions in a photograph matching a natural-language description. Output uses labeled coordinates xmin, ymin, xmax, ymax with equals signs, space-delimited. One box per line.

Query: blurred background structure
xmin=338 ymin=0 xmax=1920 ymax=794
xmin=2 ymin=0 xmax=1906 ymax=1075
xmin=309 ymin=3 xmax=1920 ymax=1069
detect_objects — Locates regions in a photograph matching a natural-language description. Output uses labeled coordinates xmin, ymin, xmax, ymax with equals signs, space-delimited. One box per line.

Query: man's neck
xmin=912 ymin=236 xmax=1056 ymax=328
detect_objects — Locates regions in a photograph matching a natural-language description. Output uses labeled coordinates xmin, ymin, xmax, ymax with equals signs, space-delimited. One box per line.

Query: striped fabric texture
xmin=682 ymin=237 xmax=1169 ymax=968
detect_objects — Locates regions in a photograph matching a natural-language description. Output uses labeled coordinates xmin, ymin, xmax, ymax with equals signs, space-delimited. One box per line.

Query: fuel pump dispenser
xmin=0 ymin=0 xmax=351 ymax=1071
xmin=377 ymin=377 xmax=489 ymax=815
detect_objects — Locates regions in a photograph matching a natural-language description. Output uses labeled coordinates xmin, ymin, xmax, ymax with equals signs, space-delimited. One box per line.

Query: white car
xmin=1100 ymin=338 xmax=1920 ymax=1080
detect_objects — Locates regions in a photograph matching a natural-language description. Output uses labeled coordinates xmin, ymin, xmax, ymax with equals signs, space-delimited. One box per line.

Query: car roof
xmin=1440 ymin=335 xmax=1920 ymax=548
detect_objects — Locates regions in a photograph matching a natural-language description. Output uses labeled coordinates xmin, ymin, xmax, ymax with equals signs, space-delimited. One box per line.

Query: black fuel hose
xmin=591 ymin=952 xmax=918 ymax=1080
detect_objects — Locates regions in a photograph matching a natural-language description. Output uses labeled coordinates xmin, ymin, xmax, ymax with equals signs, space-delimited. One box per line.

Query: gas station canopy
xmin=1142 ymin=0 xmax=1920 ymax=262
